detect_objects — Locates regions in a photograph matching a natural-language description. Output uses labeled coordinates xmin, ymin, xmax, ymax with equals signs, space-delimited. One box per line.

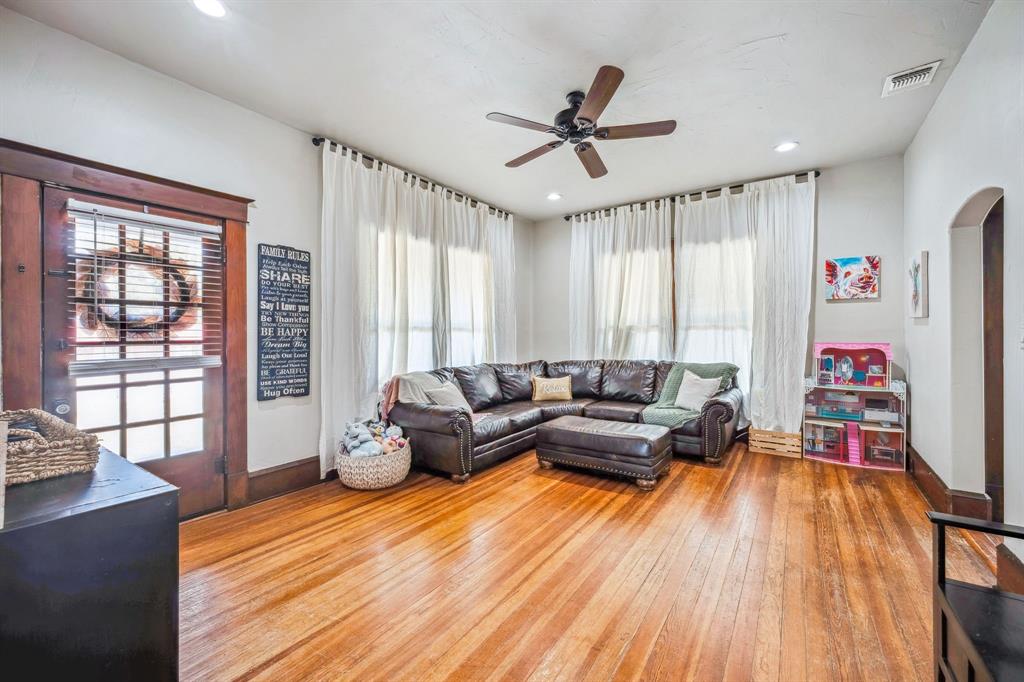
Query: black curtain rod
xmin=312 ymin=136 xmax=513 ymax=218
xmin=562 ymin=169 xmax=821 ymax=221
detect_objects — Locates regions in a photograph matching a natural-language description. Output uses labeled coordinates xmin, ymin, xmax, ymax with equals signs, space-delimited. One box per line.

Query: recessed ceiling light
xmin=774 ymin=141 xmax=799 ymax=153
xmin=193 ymin=0 xmax=226 ymax=18
xmin=547 ymin=192 xmax=562 ymax=201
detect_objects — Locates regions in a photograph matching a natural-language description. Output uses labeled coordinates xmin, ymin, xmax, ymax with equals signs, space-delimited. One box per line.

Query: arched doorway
xmin=949 ymin=188 xmax=1004 ymax=520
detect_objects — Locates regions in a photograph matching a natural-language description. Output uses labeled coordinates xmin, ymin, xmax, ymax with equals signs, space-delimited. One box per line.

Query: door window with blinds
xmin=62 ymin=198 xmax=223 ymax=462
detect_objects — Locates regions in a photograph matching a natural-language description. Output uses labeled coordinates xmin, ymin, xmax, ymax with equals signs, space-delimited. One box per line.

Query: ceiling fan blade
xmin=574 ymin=142 xmax=607 ymax=179
xmin=486 ymin=112 xmax=553 ymax=133
xmin=575 ymin=65 xmax=625 ymax=126
xmin=595 ymin=120 xmax=677 ymax=140
xmin=505 ymin=141 xmax=563 ymax=168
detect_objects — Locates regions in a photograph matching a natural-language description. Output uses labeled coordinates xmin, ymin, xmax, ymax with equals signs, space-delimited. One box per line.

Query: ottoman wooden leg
xmin=450 ymin=473 xmax=471 ymax=484
xmin=538 ymin=460 xmax=554 ymax=470
xmin=636 ymin=477 xmax=657 ymax=491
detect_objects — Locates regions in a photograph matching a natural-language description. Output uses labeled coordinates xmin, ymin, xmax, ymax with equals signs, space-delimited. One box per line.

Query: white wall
xmin=0 ymin=8 xmax=321 ymax=472
xmin=813 ymin=155 xmax=906 ymax=364
xmin=530 ymin=217 xmax=573 ymax=360
xmin=903 ymin=0 xmax=1022 ymax=538
xmin=512 ymin=216 xmax=536 ymax=361
xmin=528 ymin=156 xmax=907 ymax=366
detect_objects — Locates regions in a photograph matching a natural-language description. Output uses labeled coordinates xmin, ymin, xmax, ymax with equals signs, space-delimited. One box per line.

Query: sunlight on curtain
xmin=570 ymin=201 xmax=673 ymax=360
xmin=674 ymin=189 xmax=754 ymax=422
xmin=319 ymin=145 xmax=516 ymax=475
xmin=749 ymin=175 xmax=816 ymax=433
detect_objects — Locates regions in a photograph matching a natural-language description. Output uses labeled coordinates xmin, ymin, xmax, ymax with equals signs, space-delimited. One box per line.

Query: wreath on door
xmin=76 ymin=240 xmax=201 ymax=337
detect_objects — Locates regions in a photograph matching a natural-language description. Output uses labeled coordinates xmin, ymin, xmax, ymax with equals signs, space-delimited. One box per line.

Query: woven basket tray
xmin=2 ymin=408 xmax=100 ymax=486
xmin=336 ymin=443 xmax=411 ymax=490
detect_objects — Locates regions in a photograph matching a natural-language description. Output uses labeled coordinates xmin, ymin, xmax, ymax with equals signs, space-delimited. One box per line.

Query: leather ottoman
xmin=536 ymin=415 xmax=672 ymax=490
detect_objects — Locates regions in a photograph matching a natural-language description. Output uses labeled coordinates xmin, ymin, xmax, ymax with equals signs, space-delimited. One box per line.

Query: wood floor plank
xmin=180 ymin=446 xmax=985 ymax=681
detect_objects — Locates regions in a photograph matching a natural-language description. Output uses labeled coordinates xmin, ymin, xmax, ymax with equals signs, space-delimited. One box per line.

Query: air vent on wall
xmin=881 ymin=60 xmax=942 ymax=97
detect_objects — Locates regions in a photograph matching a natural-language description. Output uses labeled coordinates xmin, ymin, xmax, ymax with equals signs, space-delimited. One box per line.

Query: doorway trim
xmin=0 ymin=138 xmax=253 ymax=510
xmin=947 ymin=186 xmax=1005 ymax=521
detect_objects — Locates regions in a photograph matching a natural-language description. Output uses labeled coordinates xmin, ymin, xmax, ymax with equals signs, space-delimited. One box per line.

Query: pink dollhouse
xmin=804 ymin=343 xmax=906 ymax=470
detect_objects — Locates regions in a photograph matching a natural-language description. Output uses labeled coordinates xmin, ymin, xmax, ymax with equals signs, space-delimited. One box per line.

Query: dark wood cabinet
xmin=0 ymin=449 xmax=178 ymax=681
xmin=929 ymin=512 xmax=1024 ymax=682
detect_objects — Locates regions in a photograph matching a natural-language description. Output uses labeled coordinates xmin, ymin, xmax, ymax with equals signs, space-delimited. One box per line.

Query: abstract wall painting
xmin=908 ymin=250 xmax=929 ymax=318
xmin=825 ymin=255 xmax=880 ymax=300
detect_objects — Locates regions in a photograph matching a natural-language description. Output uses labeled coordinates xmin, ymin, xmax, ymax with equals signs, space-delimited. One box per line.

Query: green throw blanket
xmin=641 ymin=362 xmax=740 ymax=429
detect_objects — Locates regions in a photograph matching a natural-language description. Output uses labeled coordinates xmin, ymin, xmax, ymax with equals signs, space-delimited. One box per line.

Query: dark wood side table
xmin=0 ymin=448 xmax=178 ymax=681
xmin=929 ymin=511 xmax=1024 ymax=682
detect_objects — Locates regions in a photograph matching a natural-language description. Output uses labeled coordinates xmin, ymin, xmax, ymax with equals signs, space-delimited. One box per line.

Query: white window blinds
xmin=65 ymin=198 xmax=224 ymax=376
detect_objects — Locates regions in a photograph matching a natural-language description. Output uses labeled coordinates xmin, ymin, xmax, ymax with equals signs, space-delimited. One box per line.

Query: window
xmin=63 ymin=199 xmax=222 ymax=463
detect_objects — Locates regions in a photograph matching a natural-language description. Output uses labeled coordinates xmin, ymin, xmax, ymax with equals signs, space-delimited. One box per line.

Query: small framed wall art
xmin=825 ymin=255 xmax=880 ymax=300
xmin=908 ymin=250 xmax=929 ymax=318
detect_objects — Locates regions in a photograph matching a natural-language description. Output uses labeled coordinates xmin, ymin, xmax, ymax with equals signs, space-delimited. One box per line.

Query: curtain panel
xmin=319 ymin=145 xmax=516 ymax=475
xmin=749 ymin=175 xmax=816 ymax=433
xmin=569 ymin=201 xmax=674 ymax=360
xmin=673 ymin=189 xmax=755 ymax=422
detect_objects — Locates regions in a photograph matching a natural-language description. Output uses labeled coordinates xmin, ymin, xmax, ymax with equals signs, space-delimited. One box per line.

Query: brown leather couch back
xmin=652 ymin=360 xmax=675 ymax=401
xmin=546 ymin=360 xmax=604 ymax=399
xmin=600 ymin=360 xmax=657 ymax=403
xmin=489 ymin=360 xmax=547 ymax=402
xmin=453 ymin=364 xmax=503 ymax=411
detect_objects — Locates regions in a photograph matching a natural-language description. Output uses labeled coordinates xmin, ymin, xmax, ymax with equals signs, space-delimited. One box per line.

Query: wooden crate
xmin=749 ymin=429 xmax=802 ymax=458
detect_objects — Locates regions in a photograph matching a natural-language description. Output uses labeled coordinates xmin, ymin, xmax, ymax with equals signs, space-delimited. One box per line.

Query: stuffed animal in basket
xmin=342 ymin=420 xmax=406 ymax=458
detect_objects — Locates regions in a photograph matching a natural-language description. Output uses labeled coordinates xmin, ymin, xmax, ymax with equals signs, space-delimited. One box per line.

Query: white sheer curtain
xmin=570 ymin=201 xmax=673 ymax=360
xmin=674 ymin=189 xmax=754 ymax=421
xmin=749 ymin=175 xmax=816 ymax=433
xmin=319 ymin=145 xmax=516 ymax=475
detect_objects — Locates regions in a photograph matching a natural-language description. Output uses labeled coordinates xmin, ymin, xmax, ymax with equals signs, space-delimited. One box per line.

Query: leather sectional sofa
xmin=388 ymin=359 xmax=744 ymax=483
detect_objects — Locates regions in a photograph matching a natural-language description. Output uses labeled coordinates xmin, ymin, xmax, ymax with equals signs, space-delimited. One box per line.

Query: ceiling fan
xmin=486 ymin=65 xmax=677 ymax=179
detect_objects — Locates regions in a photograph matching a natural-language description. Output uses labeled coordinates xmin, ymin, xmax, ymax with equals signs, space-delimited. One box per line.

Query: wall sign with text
xmin=257 ymin=243 xmax=311 ymax=401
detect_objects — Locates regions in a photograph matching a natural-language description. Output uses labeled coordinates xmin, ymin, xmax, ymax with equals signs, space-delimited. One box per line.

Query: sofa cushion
xmin=483 ymin=401 xmax=544 ymax=431
xmin=547 ymin=360 xmax=604 ymax=399
xmin=652 ymin=361 xmax=675 ymax=401
xmin=454 ymin=364 xmax=504 ymax=411
xmin=531 ymin=398 xmax=595 ymax=420
xmin=490 ymin=360 xmax=547 ymax=402
xmin=600 ymin=360 xmax=657 ymax=403
xmin=471 ymin=413 xmax=513 ymax=445
xmin=583 ymin=400 xmax=647 ymax=423
xmin=429 ymin=367 xmax=457 ymax=384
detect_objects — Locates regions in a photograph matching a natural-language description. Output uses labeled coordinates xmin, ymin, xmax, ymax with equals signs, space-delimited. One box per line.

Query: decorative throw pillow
xmin=673 ymin=370 xmax=722 ymax=410
xmin=531 ymin=375 xmax=573 ymax=402
xmin=425 ymin=382 xmax=473 ymax=413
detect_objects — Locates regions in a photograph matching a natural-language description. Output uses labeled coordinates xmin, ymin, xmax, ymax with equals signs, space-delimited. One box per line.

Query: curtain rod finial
xmin=312 ymin=136 xmax=325 ymax=147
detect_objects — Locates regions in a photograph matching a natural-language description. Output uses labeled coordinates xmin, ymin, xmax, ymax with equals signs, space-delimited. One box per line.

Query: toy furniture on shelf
xmin=804 ymin=343 xmax=906 ymax=471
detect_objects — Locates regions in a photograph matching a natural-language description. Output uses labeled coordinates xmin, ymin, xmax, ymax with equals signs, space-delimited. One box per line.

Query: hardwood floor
xmin=180 ymin=445 xmax=992 ymax=681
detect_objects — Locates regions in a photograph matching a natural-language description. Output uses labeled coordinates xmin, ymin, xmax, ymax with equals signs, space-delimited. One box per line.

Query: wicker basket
xmin=336 ymin=442 xmax=411 ymax=490
xmin=2 ymin=409 xmax=100 ymax=486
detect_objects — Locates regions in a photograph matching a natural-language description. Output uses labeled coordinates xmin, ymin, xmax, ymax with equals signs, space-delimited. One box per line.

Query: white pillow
xmin=673 ymin=370 xmax=721 ymax=410
xmin=425 ymin=382 xmax=473 ymax=413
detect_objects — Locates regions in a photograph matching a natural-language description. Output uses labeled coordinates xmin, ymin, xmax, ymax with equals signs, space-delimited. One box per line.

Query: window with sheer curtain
xmin=569 ymin=176 xmax=816 ymax=434
xmin=569 ymin=201 xmax=674 ymax=360
xmin=319 ymin=145 xmax=516 ymax=474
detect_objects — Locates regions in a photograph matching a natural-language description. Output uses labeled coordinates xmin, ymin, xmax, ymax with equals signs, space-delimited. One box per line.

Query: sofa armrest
xmin=389 ymin=402 xmax=468 ymax=435
xmin=388 ymin=402 xmax=474 ymax=477
xmin=699 ymin=387 xmax=743 ymax=463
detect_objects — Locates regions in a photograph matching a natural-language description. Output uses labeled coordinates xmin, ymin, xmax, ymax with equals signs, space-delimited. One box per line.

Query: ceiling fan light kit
xmin=486 ymin=65 xmax=677 ymax=179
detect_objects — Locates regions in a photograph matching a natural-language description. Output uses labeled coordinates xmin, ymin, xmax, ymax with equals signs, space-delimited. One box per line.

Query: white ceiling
xmin=4 ymin=0 xmax=989 ymax=219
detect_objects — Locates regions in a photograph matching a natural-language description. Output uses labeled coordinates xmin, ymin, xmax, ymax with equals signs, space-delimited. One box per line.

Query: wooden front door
xmin=41 ymin=187 xmax=226 ymax=518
